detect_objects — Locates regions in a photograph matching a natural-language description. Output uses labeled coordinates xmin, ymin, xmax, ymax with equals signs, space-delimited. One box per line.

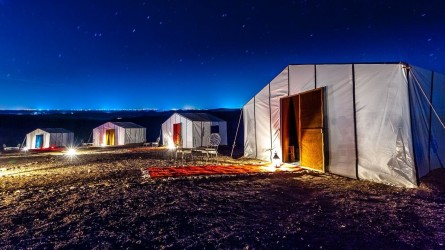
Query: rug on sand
xmin=146 ymin=164 xmax=302 ymax=178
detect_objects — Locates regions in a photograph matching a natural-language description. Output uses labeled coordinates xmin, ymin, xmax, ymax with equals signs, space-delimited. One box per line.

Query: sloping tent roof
xmin=92 ymin=121 xmax=146 ymax=146
xmin=161 ymin=112 xmax=228 ymax=148
xmin=39 ymin=128 xmax=73 ymax=133
xmin=179 ymin=113 xmax=225 ymax=122
xmin=26 ymin=128 xmax=74 ymax=149
xmin=109 ymin=122 xmax=145 ymax=128
xmin=242 ymin=62 xmax=445 ymax=188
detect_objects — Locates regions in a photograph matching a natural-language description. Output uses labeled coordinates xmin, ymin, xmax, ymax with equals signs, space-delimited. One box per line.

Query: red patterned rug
xmin=146 ymin=164 xmax=301 ymax=178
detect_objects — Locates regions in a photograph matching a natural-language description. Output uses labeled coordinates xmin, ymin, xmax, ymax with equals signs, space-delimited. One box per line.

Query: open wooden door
xmin=299 ymin=88 xmax=325 ymax=171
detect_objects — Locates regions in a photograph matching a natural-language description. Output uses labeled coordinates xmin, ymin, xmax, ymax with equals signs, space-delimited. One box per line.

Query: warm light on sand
xmin=261 ymin=163 xmax=296 ymax=172
xmin=262 ymin=165 xmax=278 ymax=172
xmin=0 ymin=168 xmax=11 ymax=177
xmin=67 ymin=148 xmax=77 ymax=156
xmin=65 ymin=148 xmax=78 ymax=159
xmin=167 ymin=141 xmax=176 ymax=149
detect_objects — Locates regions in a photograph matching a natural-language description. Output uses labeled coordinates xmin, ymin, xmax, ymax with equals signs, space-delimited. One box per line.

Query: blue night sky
xmin=0 ymin=0 xmax=444 ymax=110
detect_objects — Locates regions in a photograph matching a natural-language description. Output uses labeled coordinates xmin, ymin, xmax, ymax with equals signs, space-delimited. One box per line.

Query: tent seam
xmin=407 ymin=66 xmax=420 ymax=186
xmin=352 ymin=64 xmax=359 ymax=180
xmin=254 ymin=96 xmax=257 ymax=158
xmin=428 ymin=71 xmax=434 ymax=172
xmin=269 ymin=83 xmax=273 ymax=161
xmin=314 ymin=64 xmax=317 ymax=89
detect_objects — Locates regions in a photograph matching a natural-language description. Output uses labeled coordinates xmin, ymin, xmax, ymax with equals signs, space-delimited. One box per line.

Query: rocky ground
xmin=0 ymin=147 xmax=444 ymax=249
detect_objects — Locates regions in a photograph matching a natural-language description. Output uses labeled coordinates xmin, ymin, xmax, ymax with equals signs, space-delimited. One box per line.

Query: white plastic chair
xmin=205 ymin=133 xmax=221 ymax=163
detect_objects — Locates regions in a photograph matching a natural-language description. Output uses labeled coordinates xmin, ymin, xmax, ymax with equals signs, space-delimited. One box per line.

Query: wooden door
xmin=299 ymin=88 xmax=325 ymax=171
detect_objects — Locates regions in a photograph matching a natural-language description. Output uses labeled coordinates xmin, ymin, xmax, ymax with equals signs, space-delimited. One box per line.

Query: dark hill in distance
xmin=0 ymin=109 xmax=244 ymax=148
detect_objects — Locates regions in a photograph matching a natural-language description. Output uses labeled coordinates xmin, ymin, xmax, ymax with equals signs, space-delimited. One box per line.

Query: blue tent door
xmin=35 ymin=134 xmax=43 ymax=148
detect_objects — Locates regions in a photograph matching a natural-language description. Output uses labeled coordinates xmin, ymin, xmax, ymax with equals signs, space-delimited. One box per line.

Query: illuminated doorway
xmin=281 ymin=88 xmax=325 ymax=171
xmin=106 ymin=129 xmax=115 ymax=145
xmin=173 ymin=123 xmax=182 ymax=146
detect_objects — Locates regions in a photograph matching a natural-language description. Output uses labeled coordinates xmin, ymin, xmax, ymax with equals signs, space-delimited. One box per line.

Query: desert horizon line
xmin=0 ymin=107 xmax=241 ymax=112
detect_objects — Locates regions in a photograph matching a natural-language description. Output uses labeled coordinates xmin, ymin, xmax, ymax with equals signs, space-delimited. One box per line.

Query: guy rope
xmin=231 ymin=108 xmax=243 ymax=158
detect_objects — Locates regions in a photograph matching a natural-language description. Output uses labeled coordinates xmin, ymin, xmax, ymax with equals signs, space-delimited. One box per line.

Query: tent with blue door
xmin=26 ymin=128 xmax=74 ymax=149
xmin=243 ymin=62 xmax=445 ymax=187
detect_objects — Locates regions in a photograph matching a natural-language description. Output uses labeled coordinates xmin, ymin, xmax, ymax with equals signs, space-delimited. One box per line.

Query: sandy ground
xmin=0 ymin=147 xmax=444 ymax=249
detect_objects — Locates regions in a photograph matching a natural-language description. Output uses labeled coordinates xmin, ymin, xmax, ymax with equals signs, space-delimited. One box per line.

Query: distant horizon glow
xmin=1 ymin=1 xmax=444 ymax=110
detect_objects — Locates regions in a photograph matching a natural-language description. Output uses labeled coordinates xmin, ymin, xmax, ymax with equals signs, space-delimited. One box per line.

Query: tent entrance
xmin=281 ymin=88 xmax=325 ymax=172
xmin=105 ymin=129 xmax=115 ymax=145
xmin=281 ymin=95 xmax=300 ymax=163
xmin=35 ymin=134 xmax=44 ymax=148
xmin=173 ymin=123 xmax=182 ymax=146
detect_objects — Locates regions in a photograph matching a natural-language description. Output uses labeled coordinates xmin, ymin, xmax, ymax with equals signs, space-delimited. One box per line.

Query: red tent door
xmin=299 ymin=88 xmax=325 ymax=172
xmin=173 ymin=123 xmax=182 ymax=146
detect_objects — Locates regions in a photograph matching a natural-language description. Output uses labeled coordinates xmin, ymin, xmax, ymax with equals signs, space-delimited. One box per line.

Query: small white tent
xmin=92 ymin=122 xmax=146 ymax=146
xmin=162 ymin=113 xmax=228 ymax=148
xmin=26 ymin=128 xmax=74 ymax=149
xmin=243 ymin=62 xmax=445 ymax=188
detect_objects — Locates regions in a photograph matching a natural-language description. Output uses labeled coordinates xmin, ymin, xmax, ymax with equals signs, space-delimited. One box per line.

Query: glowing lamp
xmin=66 ymin=148 xmax=77 ymax=156
xmin=272 ymin=152 xmax=281 ymax=168
xmin=22 ymin=146 xmax=29 ymax=152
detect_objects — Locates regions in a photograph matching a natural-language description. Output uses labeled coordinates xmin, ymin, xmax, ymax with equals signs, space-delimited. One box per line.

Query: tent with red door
xmin=243 ymin=62 xmax=445 ymax=187
xmin=161 ymin=113 xmax=227 ymax=148
xmin=26 ymin=128 xmax=74 ymax=149
xmin=92 ymin=122 xmax=146 ymax=146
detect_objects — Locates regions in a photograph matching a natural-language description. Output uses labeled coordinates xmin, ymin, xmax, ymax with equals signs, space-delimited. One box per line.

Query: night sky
xmin=1 ymin=0 xmax=444 ymax=110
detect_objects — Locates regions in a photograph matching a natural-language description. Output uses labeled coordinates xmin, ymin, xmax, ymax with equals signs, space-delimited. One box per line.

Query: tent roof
xmin=39 ymin=128 xmax=73 ymax=133
xmin=178 ymin=113 xmax=225 ymax=122
xmin=110 ymin=122 xmax=145 ymax=128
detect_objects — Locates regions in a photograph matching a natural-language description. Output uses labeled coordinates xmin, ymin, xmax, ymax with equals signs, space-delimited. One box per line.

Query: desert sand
xmin=0 ymin=146 xmax=444 ymax=249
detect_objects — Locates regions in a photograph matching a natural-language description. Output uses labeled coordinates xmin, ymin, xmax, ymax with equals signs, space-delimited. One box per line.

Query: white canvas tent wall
xmin=243 ymin=62 xmax=445 ymax=188
xmin=26 ymin=128 xmax=74 ymax=149
xmin=92 ymin=122 xmax=146 ymax=146
xmin=162 ymin=113 xmax=228 ymax=148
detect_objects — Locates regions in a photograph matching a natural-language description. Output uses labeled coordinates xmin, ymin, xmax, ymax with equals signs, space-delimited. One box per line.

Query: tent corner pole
xmin=231 ymin=108 xmax=243 ymax=158
xmin=406 ymin=66 xmax=420 ymax=186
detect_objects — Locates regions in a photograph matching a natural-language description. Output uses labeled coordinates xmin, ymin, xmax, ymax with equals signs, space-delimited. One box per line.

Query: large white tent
xmin=26 ymin=128 xmax=74 ymax=149
xmin=162 ymin=113 xmax=228 ymax=148
xmin=92 ymin=122 xmax=146 ymax=146
xmin=243 ymin=62 xmax=445 ymax=187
